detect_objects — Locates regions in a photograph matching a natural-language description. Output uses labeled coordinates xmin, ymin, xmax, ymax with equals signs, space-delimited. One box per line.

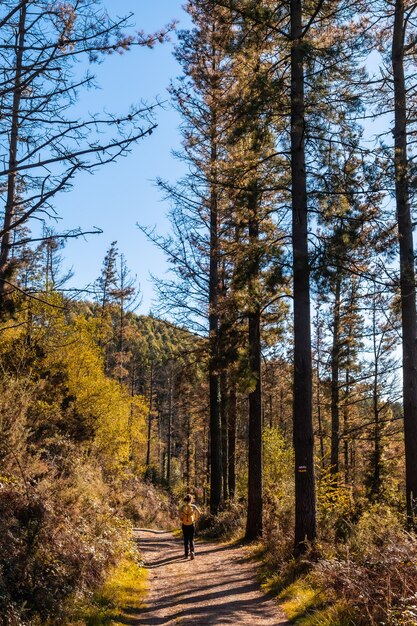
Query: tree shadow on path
xmin=127 ymin=529 xmax=291 ymax=626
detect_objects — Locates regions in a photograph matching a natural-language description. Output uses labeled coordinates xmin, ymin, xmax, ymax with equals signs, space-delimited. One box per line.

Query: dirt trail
xmin=123 ymin=528 xmax=290 ymax=625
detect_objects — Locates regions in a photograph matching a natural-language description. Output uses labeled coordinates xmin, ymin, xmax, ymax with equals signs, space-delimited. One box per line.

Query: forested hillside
xmin=3 ymin=0 xmax=417 ymax=625
xmin=0 ymin=282 xmax=187 ymax=622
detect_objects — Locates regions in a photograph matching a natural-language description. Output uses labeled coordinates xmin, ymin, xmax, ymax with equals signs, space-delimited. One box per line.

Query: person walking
xmin=179 ymin=494 xmax=201 ymax=559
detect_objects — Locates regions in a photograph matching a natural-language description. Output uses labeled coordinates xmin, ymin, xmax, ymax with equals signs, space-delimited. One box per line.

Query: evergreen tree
xmin=143 ymin=0 xmax=236 ymax=513
xmin=391 ymin=0 xmax=417 ymax=527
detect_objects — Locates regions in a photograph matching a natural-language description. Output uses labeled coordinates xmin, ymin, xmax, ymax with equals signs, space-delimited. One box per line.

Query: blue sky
xmin=40 ymin=3 xmax=389 ymax=317
xmin=48 ymin=1 xmax=190 ymax=312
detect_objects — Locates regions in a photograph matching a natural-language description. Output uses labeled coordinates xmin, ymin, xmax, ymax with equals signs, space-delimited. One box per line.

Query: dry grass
xmin=260 ymin=502 xmax=417 ymax=626
xmin=70 ymin=556 xmax=148 ymax=625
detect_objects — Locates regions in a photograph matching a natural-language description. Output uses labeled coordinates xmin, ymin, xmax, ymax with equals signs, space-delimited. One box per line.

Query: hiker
xmin=179 ymin=494 xmax=201 ymax=559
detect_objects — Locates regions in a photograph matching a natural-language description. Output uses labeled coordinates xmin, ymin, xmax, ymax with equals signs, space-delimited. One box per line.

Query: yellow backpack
xmin=181 ymin=504 xmax=194 ymax=525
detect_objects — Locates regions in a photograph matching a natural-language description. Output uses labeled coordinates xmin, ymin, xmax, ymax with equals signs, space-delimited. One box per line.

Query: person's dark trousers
xmin=182 ymin=523 xmax=195 ymax=556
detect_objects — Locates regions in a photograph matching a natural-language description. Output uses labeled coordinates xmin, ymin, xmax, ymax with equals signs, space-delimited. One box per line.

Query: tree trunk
xmin=227 ymin=379 xmax=237 ymax=499
xmin=167 ymin=370 xmax=173 ymax=486
xmin=343 ymin=369 xmax=351 ymax=485
xmin=315 ymin=307 xmax=325 ymax=468
xmin=290 ymin=0 xmax=317 ymax=552
xmin=330 ymin=277 xmax=341 ymax=476
xmin=146 ymin=361 xmax=154 ymax=467
xmin=209 ymin=102 xmax=222 ymax=514
xmin=209 ymin=368 xmax=221 ymax=513
xmin=370 ymin=296 xmax=381 ymax=499
xmin=129 ymin=362 xmax=136 ymax=461
xmin=370 ymin=364 xmax=381 ymax=499
xmin=392 ymin=0 xmax=417 ymax=527
xmin=0 ymin=1 xmax=27 ymax=304
xmin=279 ymin=387 xmax=286 ymax=435
xmin=245 ymin=306 xmax=263 ymax=539
xmin=342 ymin=283 xmax=357 ymax=485
xmin=205 ymin=424 xmax=210 ymax=507
xmin=186 ymin=409 xmax=191 ymax=489
xmin=194 ymin=441 xmax=199 ymax=492
xmin=220 ymin=369 xmax=229 ymax=501
xmin=245 ymin=201 xmax=263 ymax=540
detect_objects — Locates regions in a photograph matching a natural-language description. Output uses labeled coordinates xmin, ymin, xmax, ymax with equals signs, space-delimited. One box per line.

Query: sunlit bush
xmin=198 ymin=500 xmax=246 ymax=539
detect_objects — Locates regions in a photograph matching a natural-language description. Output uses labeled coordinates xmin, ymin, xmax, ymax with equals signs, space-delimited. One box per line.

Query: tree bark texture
xmin=392 ymin=0 xmax=417 ymax=526
xmin=343 ymin=370 xmax=351 ymax=484
xmin=167 ymin=371 xmax=173 ymax=486
xmin=315 ymin=314 xmax=325 ymax=467
xmin=146 ymin=361 xmax=154 ymax=467
xmin=220 ymin=369 xmax=229 ymax=501
xmin=245 ymin=203 xmax=263 ymax=540
xmin=209 ymin=111 xmax=222 ymax=514
xmin=290 ymin=0 xmax=317 ymax=552
xmin=330 ymin=277 xmax=341 ymax=476
xmin=227 ymin=379 xmax=237 ymax=499
xmin=186 ymin=409 xmax=191 ymax=489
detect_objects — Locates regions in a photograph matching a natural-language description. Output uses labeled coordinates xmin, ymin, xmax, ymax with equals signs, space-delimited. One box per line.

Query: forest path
xmin=123 ymin=528 xmax=290 ymax=625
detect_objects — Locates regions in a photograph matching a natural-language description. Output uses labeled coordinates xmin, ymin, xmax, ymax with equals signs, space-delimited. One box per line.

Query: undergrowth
xmin=257 ymin=432 xmax=417 ymax=625
xmin=260 ymin=502 xmax=417 ymax=626
xmin=114 ymin=476 xmax=178 ymax=529
xmin=69 ymin=554 xmax=147 ymax=625
xmin=197 ymin=500 xmax=245 ymax=540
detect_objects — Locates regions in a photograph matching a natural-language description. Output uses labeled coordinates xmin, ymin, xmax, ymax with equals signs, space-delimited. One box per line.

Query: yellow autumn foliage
xmin=56 ymin=316 xmax=147 ymax=473
xmin=0 ymin=295 xmax=148 ymax=474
